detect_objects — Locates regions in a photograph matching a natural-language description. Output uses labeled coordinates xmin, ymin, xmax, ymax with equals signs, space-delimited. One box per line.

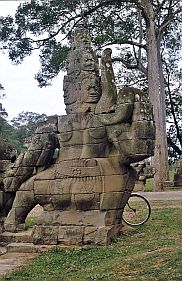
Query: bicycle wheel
xmin=122 ymin=194 xmax=151 ymax=226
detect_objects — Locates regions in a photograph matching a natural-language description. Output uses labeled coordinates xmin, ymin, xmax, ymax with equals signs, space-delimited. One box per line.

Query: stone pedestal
xmin=32 ymin=224 xmax=122 ymax=246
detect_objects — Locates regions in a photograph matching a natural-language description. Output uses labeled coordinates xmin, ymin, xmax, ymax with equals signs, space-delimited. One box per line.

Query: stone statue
xmin=133 ymin=162 xmax=155 ymax=191
xmin=2 ymin=28 xmax=155 ymax=245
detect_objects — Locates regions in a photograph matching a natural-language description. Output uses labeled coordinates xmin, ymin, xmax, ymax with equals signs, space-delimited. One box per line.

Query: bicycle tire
xmin=122 ymin=193 xmax=151 ymax=226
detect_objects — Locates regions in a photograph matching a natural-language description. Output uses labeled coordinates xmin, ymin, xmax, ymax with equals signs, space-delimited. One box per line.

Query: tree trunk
xmin=141 ymin=0 xmax=169 ymax=190
xmin=156 ymin=36 xmax=169 ymax=181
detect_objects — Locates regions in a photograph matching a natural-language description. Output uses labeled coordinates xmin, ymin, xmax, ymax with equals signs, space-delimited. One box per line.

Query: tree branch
xmin=112 ymin=56 xmax=147 ymax=75
xmin=167 ymin=136 xmax=182 ymax=155
xmin=98 ymin=39 xmax=147 ymax=50
xmin=23 ymin=0 xmax=139 ymax=45
xmin=158 ymin=5 xmax=182 ymax=35
xmin=164 ymin=62 xmax=182 ymax=148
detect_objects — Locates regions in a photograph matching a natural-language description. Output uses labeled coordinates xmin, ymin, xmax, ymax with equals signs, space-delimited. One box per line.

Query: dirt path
xmin=0 ymin=251 xmax=36 ymax=278
xmin=138 ymin=190 xmax=182 ymax=201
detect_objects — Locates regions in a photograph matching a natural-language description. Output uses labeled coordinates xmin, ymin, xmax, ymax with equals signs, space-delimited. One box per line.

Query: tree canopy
xmin=0 ymin=109 xmax=48 ymax=154
xmin=0 ymin=0 xmax=180 ymax=86
xmin=0 ymin=0 xmax=181 ymax=188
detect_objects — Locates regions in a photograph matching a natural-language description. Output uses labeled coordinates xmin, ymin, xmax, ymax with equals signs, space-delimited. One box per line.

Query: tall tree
xmin=0 ymin=0 xmax=181 ymax=189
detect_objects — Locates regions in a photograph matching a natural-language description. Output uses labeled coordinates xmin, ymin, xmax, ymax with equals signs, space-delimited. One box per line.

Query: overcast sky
xmin=0 ymin=1 xmax=66 ymax=120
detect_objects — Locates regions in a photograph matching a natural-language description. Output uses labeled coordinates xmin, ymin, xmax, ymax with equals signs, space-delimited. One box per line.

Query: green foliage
xmin=10 ymin=111 xmax=48 ymax=150
xmin=1 ymin=202 xmax=182 ymax=281
xmin=0 ymin=110 xmax=49 ymax=155
xmin=145 ymin=178 xmax=153 ymax=192
xmin=0 ymin=1 xmax=145 ymax=86
xmin=0 ymin=0 xmax=181 ymax=89
xmin=11 ymin=111 xmax=47 ymax=133
xmin=36 ymin=42 xmax=69 ymax=87
xmin=0 ymin=115 xmax=26 ymax=155
xmin=25 ymin=217 xmax=37 ymax=228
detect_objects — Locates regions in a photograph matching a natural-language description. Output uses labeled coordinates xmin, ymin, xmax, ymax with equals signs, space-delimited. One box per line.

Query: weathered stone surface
xmin=55 ymin=164 xmax=101 ymax=178
xmin=132 ymin=121 xmax=155 ymax=139
xmin=100 ymin=192 xmax=124 ymax=210
xmin=15 ymin=167 xmax=34 ymax=177
xmin=95 ymin=48 xmax=117 ymax=114
xmin=36 ymin=211 xmax=54 ymax=225
xmin=6 ymin=242 xmax=39 ymax=253
xmin=103 ymin=174 xmax=127 ymax=192
xmin=1 ymin=28 xmax=155 ymax=246
xmin=19 ymin=177 xmax=34 ymax=191
xmin=104 ymin=209 xmax=123 ymax=226
xmin=83 ymin=226 xmax=98 ymax=244
xmin=3 ymin=176 xmax=25 ymax=192
xmin=83 ymin=225 xmax=122 ymax=245
xmin=58 ymin=146 xmax=83 ymax=161
xmin=64 ymin=28 xmax=101 ymax=114
xmin=34 ymin=167 xmax=56 ymax=180
xmin=34 ymin=179 xmax=56 ymax=195
xmin=0 ymin=160 xmax=11 ymax=172
xmin=32 ymin=226 xmax=59 ymax=245
xmin=58 ymin=226 xmax=84 ymax=245
xmin=74 ymin=193 xmax=100 ymax=210
xmin=71 ymin=177 xmax=102 ymax=193
xmin=12 ymin=191 xmax=34 ymax=208
xmin=1 ymin=229 xmax=33 ymax=244
xmin=36 ymin=210 xmax=107 ymax=227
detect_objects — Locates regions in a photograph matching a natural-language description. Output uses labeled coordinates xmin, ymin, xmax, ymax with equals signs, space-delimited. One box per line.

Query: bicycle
xmin=122 ymin=193 xmax=151 ymax=226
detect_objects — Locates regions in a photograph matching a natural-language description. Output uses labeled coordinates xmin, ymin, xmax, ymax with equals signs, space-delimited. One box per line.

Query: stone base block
xmin=4 ymin=222 xmax=27 ymax=233
xmin=0 ymin=229 xmax=33 ymax=244
xmin=32 ymin=224 xmax=122 ymax=246
xmin=36 ymin=209 xmax=107 ymax=227
xmin=84 ymin=224 xmax=122 ymax=245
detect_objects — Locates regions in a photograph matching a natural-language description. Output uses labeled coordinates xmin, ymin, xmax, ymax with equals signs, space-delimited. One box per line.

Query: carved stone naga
xmin=1 ymin=28 xmax=155 ymax=245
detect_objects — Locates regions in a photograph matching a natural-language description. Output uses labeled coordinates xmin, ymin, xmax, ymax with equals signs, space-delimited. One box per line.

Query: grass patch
xmin=25 ymin=217 xmax=37 ymax=229
xmin=1 ymin=201 xmax=182 ymax=281
xmin=145 ymin=178 xmax=153 ymax=191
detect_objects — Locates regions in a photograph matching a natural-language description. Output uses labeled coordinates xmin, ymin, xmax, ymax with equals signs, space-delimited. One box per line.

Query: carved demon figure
xmin=1 ymin=29 xmax=155 ymax=245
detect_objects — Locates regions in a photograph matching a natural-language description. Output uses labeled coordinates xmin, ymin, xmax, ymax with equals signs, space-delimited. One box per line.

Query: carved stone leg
xmin=0 ymin=192 xmax=15 ymax=232
xmin=4 ymin=190 xmax=36 ymax=232
xmin=0 ymin=192 xmax=15 ymax=219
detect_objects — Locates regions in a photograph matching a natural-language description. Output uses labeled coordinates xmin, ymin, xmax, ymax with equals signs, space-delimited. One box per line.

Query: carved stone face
xmin=81 ymin=77 xmax=101 ymax=104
